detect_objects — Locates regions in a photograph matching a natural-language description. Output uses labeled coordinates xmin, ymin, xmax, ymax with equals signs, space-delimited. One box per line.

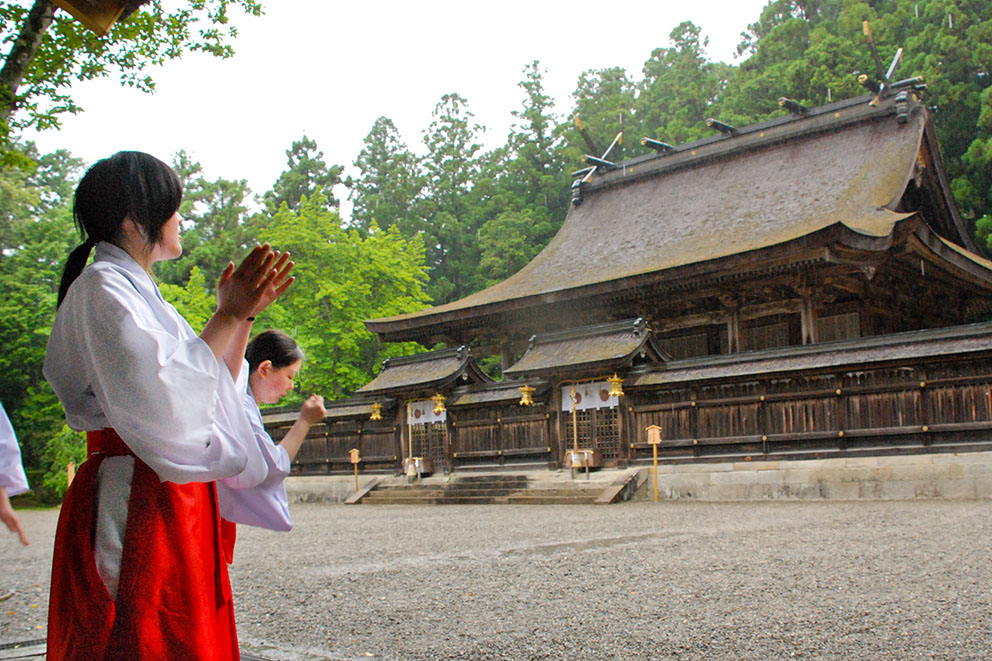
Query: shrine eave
xmin=503 ymin=318 xmax=665 ymax=379
xmin=627 ymin=320 xmax=992 ymax=387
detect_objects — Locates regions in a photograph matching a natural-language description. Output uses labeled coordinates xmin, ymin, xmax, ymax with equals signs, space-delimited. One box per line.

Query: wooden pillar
xmin=860 ymin=266 xmax=876 ymax=338
xmin=721 ymin=295 xmax=741 ymax=353
xmin=798 ymin=286 xmax=818 ymax=345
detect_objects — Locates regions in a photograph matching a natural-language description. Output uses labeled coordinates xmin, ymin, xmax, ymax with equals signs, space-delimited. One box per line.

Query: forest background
xmin=2 ymin=0 xmax=992 ymax=499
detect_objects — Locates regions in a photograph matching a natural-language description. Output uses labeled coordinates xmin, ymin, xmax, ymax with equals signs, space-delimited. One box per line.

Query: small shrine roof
xmin=355 ymin=346 xmax=492 ymax=397
xmin=449 ymin=379 xmax=549 ymax=407
xmin=504 ymin=318 xmax=665 ymax=378
xmin=628 ymin=321 xmax=992 ymax=387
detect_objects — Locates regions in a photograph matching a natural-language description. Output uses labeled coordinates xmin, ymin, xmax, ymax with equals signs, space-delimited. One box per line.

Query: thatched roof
xmin=367 ymin=90 xmax=992 ymax=344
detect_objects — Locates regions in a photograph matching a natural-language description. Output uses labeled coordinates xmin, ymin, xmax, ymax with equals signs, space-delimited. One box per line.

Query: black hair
xmin=246 ymin=330 xmax=305 ymax=374
xmin=57 ymin=151 xmax=182 ymax=306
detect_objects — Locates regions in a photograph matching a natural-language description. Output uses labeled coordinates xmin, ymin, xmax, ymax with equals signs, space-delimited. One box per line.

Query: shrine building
xmin=268 ymin=82 xmax=992 ymax=482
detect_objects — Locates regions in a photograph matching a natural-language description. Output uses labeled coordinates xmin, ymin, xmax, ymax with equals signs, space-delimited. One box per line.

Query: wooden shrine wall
xmin=269 ymin=352 xmax=992 ymax=475
xmin=627 ymin=359 xmax=992 ymax=462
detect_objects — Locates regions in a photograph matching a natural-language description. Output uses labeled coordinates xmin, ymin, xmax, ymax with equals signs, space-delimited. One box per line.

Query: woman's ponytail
xmin=56 ymin=238 xmax=96 ymax=308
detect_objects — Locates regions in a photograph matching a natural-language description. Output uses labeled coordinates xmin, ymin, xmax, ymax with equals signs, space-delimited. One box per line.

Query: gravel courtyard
xmin=2 ymin=500 xmax=990 ymax=660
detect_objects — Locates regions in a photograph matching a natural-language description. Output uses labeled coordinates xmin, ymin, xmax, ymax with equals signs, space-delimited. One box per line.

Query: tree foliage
xmin=0 ymin=0 xmax=263 ymax=162
xmin=349 ymin=116 xmax=424 ymax=238
xmin=0 ymin=144 xmax=80 ymax=466
xmin=419 ymin=93 xmax=485 ymax=303
xmin=155 ymin=151 xmax=254 ymax=287
xmin=262 ymin=135 xmax=345 ymax=215
xmin=260 ymin=190 xmax=429 ymax=399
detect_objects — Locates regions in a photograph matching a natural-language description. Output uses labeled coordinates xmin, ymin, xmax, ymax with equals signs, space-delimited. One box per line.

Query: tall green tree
xmin=0 ymin=143 xmax=81 ymax=468
xmin=262 ymin=135 xmax=345 ymax=215
xmin=559 ymin=66 xmax=636 ymax=168
xmin=635 ymin=22 xmax=734 ymax=145
xmin=420 ymin=93 xmax=484 ymax=303
xmin=349 ymin=116 xmax=424 ymax=238
xmin=476 ymin=61 xmax=569 ymax=285
xmin=0 ymin=0 xmax=262 ymax=163
xmin=262 ymin=190 xmax=429 ymax=398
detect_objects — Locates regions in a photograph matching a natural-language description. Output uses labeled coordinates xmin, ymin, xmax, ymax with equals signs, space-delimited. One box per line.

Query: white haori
xmin=0 ymin=401 xmax=28 ymax=496
xmin=45 ymin=242 xmax=266 ymax=486
xmin=215 ymin=378 xmax=293 ymax=531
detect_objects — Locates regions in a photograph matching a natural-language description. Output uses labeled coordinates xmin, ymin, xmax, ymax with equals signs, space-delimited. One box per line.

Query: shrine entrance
xmin=407 ymin=399 xmax=450 ymax=473
xmin=561 ymin=380 xmax=623 ymax=464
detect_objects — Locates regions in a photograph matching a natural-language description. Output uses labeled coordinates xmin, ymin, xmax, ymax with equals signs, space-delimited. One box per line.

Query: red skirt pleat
xmin=47 ymin=429 xmax=239 ymax=660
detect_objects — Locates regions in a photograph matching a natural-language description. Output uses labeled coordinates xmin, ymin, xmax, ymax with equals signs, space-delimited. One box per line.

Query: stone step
xmin=364 ymin=486 xmax=601 ymax=498
xmin=375 ymin=484 xmax=528 ymax=493
xmin=367 ymin=488 xmax=523 ymax=498
xmin=448 ymin=474 xmax=530 ymax=484
xmin=507 ymin=494 xmax=600 ymax=505
xmin=361 ymin=494 xmax=602 ymax=505
xmin=353 ymin=469 xmax=643 ymax=505
xmin=361 ymin=495 xmax=514 ymax=505
xmin=362 ymin=486 xmax=607 ymax=505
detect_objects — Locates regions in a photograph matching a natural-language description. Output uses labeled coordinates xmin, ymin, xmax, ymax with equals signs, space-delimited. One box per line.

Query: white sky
xmin=26 ymin=0 xmax=770 ymax=213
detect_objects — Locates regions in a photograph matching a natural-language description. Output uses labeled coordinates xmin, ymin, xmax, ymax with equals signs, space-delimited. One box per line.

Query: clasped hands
xmin=217 ymin=244 xmax=294 ymax=321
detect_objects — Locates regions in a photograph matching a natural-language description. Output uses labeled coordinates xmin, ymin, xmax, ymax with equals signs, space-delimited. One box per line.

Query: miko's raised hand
xmin=251 ymin=249 xmax=294 ymax=317
xmin=216 ymin=244 xmax=291 ymax=321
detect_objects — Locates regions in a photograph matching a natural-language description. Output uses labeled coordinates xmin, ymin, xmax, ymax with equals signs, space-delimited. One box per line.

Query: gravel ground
xmin=2 ymin=500 xmax=991 ymax=660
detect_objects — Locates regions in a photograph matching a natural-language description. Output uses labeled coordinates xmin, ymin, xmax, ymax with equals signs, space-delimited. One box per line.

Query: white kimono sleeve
xmin=215 ymin=365 xmax=293 ymax=530
xmin=0 ymin=402 xmax=29 ymax=497
xmin=44 ymin=260 xmax=267 ymax=487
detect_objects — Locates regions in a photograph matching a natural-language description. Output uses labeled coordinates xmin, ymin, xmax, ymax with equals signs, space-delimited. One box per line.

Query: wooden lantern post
xmin=349 ymin=448 xmax=361 ymax=492
xmin=646 ymin=425 xmax=662 ymax=502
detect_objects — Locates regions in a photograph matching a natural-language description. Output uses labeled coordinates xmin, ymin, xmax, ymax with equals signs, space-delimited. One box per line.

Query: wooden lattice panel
xmin=564 ymin=408 xmax=620 ymax=460
xmin=564 ymin=409 xmax=592 ymax=451
xmin=410 ymin=421 xmax=449 ymax=472
xmin=594 ymin=407 xmax=621 ymax=459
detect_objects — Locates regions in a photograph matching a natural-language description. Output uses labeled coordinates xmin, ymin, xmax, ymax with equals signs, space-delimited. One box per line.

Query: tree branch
xmin=0 ymin=0 xmax=56 ymax=128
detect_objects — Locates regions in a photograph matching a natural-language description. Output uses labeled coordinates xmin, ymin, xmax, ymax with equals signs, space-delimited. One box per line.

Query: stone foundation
xmin=632 ymin=451 xmax=992 ymax=501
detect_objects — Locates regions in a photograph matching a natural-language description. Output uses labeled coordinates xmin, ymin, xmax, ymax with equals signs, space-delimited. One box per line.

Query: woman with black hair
xmin=244 ymin=330 xmax=325 ymax=465
xmin=217 ymin=329 xmax=324 ymax=543
xmin=43 ymin=151 xmax=294 ymax=659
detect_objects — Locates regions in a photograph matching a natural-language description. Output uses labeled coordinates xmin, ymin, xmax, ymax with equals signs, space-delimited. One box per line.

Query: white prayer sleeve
xmin=216 ymin=371 xmax=293 ymax=531
xmin=44 ymin=255 xmax=267 ymax=487
xmin=0 ymin=402 xmax=29 ymax=497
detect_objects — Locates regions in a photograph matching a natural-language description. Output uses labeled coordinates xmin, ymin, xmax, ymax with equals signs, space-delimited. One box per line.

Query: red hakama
xmin=47 ymin=429 xmax=239 ymax=660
